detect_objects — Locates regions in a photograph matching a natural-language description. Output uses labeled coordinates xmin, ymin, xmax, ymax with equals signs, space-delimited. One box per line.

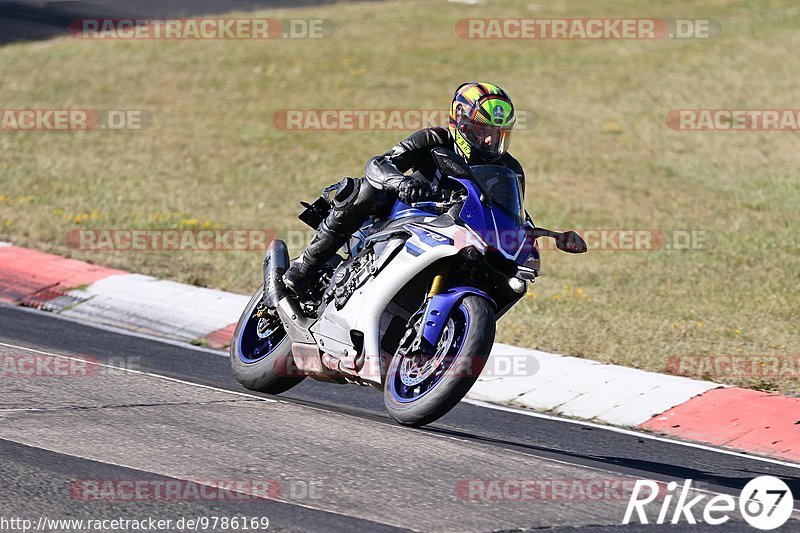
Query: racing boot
xmin=283 ymin=221 xmax=348 ymax=296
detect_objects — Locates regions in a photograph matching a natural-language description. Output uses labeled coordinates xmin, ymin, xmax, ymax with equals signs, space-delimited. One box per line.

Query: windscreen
xmin=470 ymin=165 xmax=525 ymax=225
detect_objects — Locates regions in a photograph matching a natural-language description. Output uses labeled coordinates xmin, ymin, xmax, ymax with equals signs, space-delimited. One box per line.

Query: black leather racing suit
xmin=283 ymin=126 xmax=526 ymax=294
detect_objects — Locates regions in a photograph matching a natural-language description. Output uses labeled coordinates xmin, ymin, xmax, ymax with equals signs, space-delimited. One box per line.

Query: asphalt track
xmin=0 ymin=0 xmax=379 ymax=44
xmin=1 ymin=303 xmax=799 ymax=531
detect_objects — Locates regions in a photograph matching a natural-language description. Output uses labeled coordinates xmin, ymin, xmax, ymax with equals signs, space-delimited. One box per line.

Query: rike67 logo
xmin=623 ymin=476 xmax=794 ymax=529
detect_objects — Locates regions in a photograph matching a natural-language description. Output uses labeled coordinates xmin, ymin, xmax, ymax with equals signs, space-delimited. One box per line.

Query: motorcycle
xmin=230 ymin=148 xmax=586 ymax=427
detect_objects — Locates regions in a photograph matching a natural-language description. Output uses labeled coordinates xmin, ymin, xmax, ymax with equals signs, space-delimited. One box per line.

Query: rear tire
xmin=383 ymin=295 xmax=495 ymax=427
xmin=230 ymin=284 xmax=305 ymax=395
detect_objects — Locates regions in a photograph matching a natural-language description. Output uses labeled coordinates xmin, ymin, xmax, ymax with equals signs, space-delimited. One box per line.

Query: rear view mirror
xmin=556 ymin=231 xmax=588 ymax=254
xmin=528 ymin=227 xmax=588 ymax=254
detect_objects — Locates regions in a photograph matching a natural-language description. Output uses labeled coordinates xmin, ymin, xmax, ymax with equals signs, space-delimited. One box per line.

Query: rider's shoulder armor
xmin=386 ymin=126 xmax=451 ymax=173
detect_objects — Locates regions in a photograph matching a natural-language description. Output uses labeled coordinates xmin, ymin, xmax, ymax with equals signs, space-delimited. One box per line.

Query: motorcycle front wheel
xmin=383 ymin=295 xmax=495 ymax=427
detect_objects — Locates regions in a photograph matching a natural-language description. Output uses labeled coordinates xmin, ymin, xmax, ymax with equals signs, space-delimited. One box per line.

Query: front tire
xmin=230 ymin=284 xmax=305 ymax=395
xmin=384 ymin=295 xmax=495 ymax=427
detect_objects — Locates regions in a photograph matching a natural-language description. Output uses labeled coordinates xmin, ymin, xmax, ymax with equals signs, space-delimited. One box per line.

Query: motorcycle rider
xmin=283 ymin=82 xmax=525 ymax=295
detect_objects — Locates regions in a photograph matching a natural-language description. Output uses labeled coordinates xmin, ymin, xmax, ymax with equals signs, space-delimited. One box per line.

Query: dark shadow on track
xmin=0 ymin=0 xmax=379 ymax=44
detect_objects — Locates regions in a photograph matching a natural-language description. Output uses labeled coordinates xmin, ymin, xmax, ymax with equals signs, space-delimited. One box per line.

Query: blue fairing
xmin=368 ymin=166 xmax=532 ymax=357
xmin=381 ymin=167 xmax=531 ymax=264
xmin=389 ymin=200 xmax=437 ymax=220
xmin=421 ymin=287 xmax=493 ymax=346
xmin=376 ymin=167 xmax=531 ymax=349
xmin=452 ymin=177 xmax=531 ymax=264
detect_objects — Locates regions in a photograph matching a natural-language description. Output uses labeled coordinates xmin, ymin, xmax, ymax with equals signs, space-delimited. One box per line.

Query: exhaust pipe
xmin=264 ymin=240 xmax=290 ymax=309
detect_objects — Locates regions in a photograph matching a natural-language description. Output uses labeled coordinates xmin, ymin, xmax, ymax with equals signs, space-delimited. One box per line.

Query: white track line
xmin=464 ymin=399 xmax=800 ymax=470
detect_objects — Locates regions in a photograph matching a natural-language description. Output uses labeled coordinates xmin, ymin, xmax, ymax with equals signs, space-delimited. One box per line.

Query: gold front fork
xmin=427 ymin=260 xmax=451 ymax=298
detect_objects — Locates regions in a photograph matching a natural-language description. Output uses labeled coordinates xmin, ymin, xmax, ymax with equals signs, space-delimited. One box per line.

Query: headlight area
xmin=453 ymin=248 xmax=527 ymax=318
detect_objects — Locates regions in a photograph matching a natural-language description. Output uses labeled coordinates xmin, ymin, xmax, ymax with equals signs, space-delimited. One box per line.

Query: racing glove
xmin=398 ymin=178 xmax=434 ymax=204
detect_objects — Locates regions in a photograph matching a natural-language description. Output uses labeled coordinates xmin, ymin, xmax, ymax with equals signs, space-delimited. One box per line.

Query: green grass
xmin=1 ymin=0 xmax=798 ymax=394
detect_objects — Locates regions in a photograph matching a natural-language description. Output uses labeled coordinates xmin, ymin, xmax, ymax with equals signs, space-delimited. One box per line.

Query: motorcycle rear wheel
xmin=230 ymin=284 xmax=305 ymax=395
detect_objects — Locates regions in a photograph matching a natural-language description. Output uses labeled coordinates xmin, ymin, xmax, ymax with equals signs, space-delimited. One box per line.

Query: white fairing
xmin=318 ymin=223 xmax=478 ymax=386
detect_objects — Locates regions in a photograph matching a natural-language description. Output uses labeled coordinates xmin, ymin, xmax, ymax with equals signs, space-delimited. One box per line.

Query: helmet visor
xmin=458 ymin=116 xmax=512 ymax=158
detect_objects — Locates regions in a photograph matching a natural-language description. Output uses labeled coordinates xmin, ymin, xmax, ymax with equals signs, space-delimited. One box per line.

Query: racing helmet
xmin=449 ymin=82 xmax=516 ymax=164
